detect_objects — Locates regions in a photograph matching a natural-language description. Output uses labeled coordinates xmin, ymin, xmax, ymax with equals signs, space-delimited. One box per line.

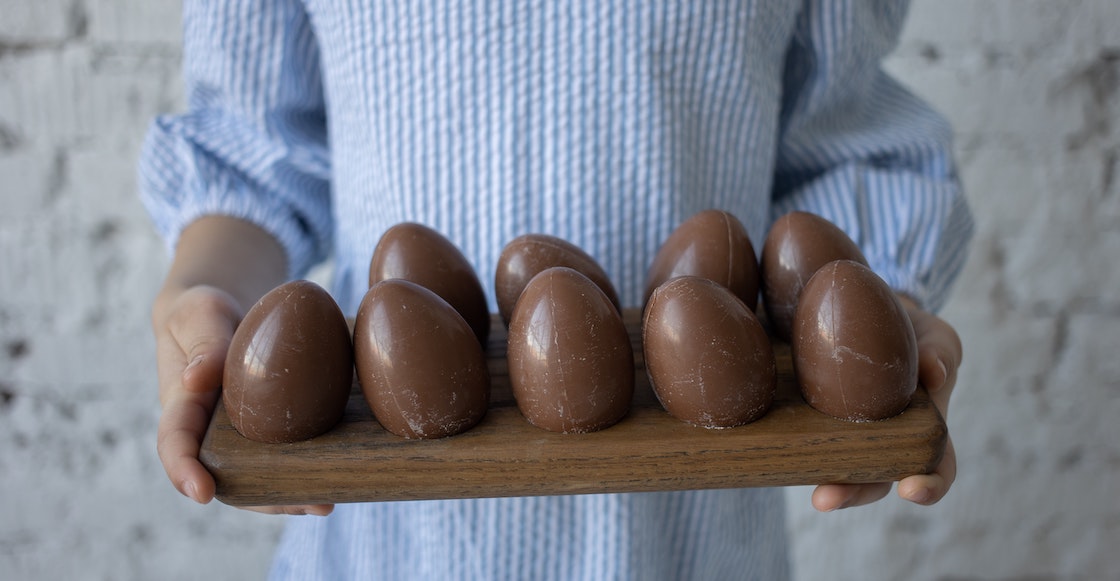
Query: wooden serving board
xmin=200 ymin=308 xmax=946 ymax=506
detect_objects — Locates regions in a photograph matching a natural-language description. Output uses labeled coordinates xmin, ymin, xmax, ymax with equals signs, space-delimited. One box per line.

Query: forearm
xmin=155 ymin=215 xmax=288 ymax=317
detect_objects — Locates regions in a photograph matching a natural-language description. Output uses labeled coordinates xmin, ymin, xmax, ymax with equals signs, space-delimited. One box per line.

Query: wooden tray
xmin=200 ymin=309 xmax=946 ymax=506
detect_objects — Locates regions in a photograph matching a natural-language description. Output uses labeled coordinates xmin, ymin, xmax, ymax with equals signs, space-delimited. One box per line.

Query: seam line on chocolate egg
xmin=723 ymin=212 xmax=735 ymax=289
xmin=829 ymin=273 xmax=850 ymax=418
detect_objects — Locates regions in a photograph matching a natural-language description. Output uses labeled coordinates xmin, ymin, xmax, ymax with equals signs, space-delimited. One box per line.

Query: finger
xmin=917 ymin=345 xmax=950 ymax=394
xmin=167 ymin=290 xmax=241 ymax=394
xmin=242 ymin=504 xmax=335 ymax=517
xmin=811 ymin=482 xmax=892 ymax=512
xmin=157 ymin=393 xmax=220 ymax=504
xmin=898 ymin=436 xmax=957 ymax=506
xmin=155 ymin=332 xmax=191 ymax=406
xmin=908 ymin=310 xmax=962 ymax=396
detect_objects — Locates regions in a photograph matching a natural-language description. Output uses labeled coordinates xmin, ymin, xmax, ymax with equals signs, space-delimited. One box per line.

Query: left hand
xmin=810 ymin=296 xmax=961 ymax=511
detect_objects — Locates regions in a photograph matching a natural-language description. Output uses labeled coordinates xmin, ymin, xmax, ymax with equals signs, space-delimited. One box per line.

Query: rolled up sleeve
xmin=771 ymin=0 xmax=974 ymax=313
xmin=139 ymin=0 xmax=331 ymax=279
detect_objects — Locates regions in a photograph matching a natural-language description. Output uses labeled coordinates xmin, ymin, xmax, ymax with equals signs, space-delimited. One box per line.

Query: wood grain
xmin=200 ymin=308 xmax=946 ymax=506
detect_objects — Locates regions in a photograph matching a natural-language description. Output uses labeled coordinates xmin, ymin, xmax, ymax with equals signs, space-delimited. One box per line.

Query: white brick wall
xmin=0 ymin=0 xmax=80 ymax=44
xmin=1 ymin=1 xmax=1117 ymax=580
xmin=1 ymin=1 xmax=284 ymax=579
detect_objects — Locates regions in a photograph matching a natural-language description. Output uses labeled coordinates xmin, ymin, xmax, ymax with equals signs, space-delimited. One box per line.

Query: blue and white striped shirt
xmin=140 ymin=0 xmax=974 ymax=579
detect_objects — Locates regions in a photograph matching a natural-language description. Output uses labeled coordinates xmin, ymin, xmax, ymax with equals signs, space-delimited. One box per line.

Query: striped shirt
xmin=140 ymin=1 xmax=974 ymax=579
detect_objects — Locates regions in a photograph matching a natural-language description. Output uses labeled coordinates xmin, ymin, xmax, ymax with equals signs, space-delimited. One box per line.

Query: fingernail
xmin=184 ymin=481 xmax=200 ymax=503
xmin=937 ymin=359 xmax=948 ymax=385
xmin=908 ymin=487 xmax=932 ymax=505
xmin=825 ymin=497 xmax=851 ymax=512
xmin=185 ymin=355 xmax=204 ymax=372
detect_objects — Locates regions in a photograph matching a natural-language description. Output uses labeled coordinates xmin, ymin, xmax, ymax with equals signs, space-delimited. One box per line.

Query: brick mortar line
xmin=0 ymin=40 xmax=181 ymax=59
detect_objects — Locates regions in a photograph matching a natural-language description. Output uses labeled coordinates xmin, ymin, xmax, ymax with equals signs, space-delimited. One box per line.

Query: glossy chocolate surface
xmin=643 ymin=209 xmax=759 ymax=310
xmin=495 ymin=234 xmax=620 ymax=326
xmin=354 ymin=279 xmax=490 ymax=439
xmin=223 ymin=280 xmax=353 ymax=443
xmin=369 ymin=222 xmax=490 ymax=346
xmin=761 ymin=211 xmax=868 ymax=341
xmin=792 ymin=260 xmax=917 ymax=422
xmin=507 ymin=267 xmax=634 ymax=433
xmin=643 ymin=276 xmax=776 ymax=428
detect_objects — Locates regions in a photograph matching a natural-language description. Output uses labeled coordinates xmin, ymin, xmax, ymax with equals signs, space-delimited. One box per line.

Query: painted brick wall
xmin=1 ymin=1 xmax=1116 ymax=579
xmin=0 ymin=1 xmax=284 ymax=579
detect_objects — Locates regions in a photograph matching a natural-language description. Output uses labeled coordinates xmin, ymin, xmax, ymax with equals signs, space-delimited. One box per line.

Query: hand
xmin=151 ymin=216 xmax=333 ymax=516
xmin=810 ymin=296 xmax=961 ymax=511
xmin=152 ymin=284 xmax=335 ymax=516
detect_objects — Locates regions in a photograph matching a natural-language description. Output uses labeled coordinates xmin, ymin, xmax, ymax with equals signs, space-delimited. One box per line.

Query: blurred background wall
xmin=1 ymin=1 xmax=1117 ymax=579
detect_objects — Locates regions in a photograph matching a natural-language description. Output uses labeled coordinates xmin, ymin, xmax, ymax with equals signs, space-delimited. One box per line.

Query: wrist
xmin=164 ymin=216 xmax=287 ymax=306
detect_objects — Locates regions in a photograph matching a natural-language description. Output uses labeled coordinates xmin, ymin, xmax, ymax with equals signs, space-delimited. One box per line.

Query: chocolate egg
xmin=507 ymin=267 xmax=634 ymax=433
xmin=495 ymin=234 xmax=620 ymax=326
xmin=792 ymin=260 xmax=917 ymax=422
xmin=223 ymin=280 xmax=353 ymax=443
xmin=643 ymin=276 xmax=776 ymax=428
xmin=369 ymin=222 xmax=491 ymax=346
xmin=761 ymin=211 xmax=868 ymax=341
xmin=354 ymin=279 xmax=490 ymax=439
xmin=643 ymin=209 xmax=759 ymax=311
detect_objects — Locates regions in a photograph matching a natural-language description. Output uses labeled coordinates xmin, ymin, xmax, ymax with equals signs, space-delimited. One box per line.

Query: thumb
xmin=168 ymin=288 xmax=243 ymax=394
xmin=181 ymin=333 xmax=234 ymax=394
xmin=911 ymin=311 xmax=962 ymax=398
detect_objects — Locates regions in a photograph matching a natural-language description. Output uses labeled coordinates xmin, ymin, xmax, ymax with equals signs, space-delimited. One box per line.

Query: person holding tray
xmin=142 ymin=1 xmax=973 ymax=579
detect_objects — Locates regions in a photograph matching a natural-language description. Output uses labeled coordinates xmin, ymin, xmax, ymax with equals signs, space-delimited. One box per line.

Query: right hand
xmin=152 ymin=283 xmax=334 ymax=517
